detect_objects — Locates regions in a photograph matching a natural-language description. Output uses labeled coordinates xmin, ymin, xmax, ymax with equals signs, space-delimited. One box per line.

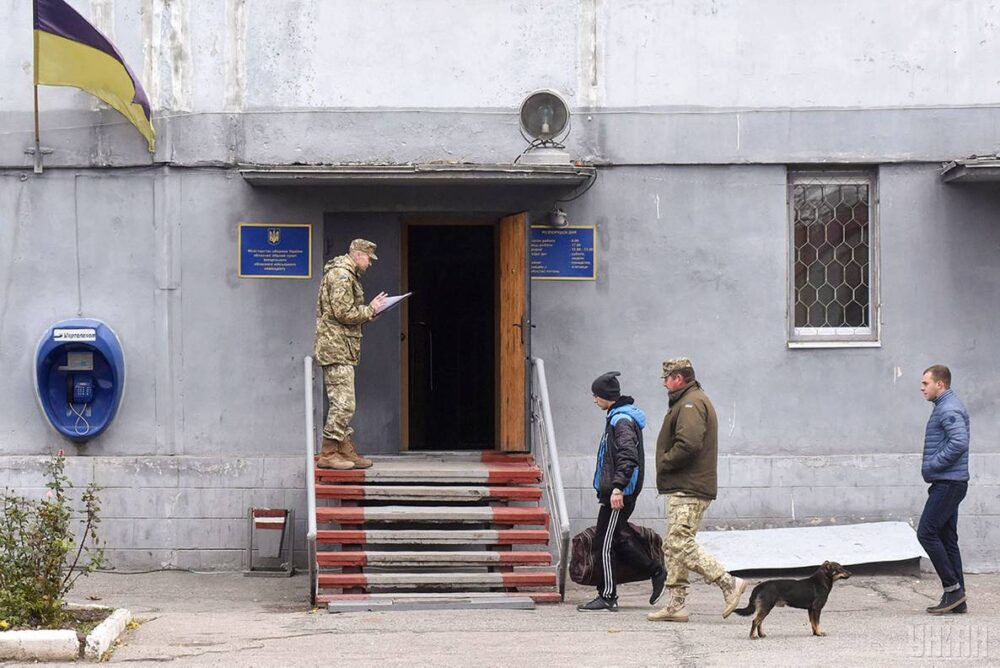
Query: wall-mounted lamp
xmin=547 ymin=207 xmax=569 ymax=228
xmin=517 ymin=90 xmax=572 ymax=165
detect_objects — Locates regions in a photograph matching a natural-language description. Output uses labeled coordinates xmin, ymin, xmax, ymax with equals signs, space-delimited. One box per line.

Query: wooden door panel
xmin=498 ymin=213 xmax=528 ymax=452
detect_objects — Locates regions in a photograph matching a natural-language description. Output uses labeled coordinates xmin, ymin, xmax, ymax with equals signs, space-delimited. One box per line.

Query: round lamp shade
xmin=519 ymin=90 xmax=570 ymax=141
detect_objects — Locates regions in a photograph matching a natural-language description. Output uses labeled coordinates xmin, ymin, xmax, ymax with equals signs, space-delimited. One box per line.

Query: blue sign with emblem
xmin=238 ymin=223 xmax=312 ymax=279
xmin=530 ymin=226 xmax=597 ymax=280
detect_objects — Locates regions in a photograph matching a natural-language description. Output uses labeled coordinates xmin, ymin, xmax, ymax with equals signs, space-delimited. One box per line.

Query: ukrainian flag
xmin=34 ymin=0 xmax=155 ymax=152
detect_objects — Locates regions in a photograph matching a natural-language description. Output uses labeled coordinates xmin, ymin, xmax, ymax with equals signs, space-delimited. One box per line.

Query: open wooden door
xmin=497 ymin=212 xmax=529 ymax=452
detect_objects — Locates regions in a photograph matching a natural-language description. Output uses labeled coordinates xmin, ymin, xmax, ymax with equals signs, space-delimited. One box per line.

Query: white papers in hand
xmin=375 ymin=292 xmax=413 ymax=315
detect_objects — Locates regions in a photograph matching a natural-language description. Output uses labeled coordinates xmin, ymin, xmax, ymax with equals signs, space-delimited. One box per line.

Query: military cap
xmin=349 ymin=238 xmax=378 ymax=260
xmin=661 ymin=357 xmax=693 ymax=378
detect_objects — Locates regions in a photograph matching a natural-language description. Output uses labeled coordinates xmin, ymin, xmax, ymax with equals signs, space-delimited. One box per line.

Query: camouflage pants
xmin=663 ymin=493 xmax=727 ymax=590
xmin=322 ymin=364 xmax=355 ymax=441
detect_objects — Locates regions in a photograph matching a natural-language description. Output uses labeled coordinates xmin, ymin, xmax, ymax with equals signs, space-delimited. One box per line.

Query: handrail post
xmin=304 ymin=356 xmax=318 ymax=607
xmin=532 ymin=357 xmax=571 ymax=601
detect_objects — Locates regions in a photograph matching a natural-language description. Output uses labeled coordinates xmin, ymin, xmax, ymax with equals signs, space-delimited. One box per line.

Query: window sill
xmin=787 ymin=340 xmax=882 ymax=349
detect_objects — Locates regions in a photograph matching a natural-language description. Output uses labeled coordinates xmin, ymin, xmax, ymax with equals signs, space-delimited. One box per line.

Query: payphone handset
xmin=58 ymin=349 xmax=95 ymax=434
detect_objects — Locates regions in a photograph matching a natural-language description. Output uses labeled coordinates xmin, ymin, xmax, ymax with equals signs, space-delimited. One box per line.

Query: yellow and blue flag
xmin=34 ymin=0 xmax=155 ymax=151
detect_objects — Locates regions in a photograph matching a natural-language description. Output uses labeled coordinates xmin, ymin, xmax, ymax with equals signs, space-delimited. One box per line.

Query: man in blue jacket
xmin=578 ymin=372 xmax=666 ymax=612
xmin=918 ymin=364 xmax=970 ymax=614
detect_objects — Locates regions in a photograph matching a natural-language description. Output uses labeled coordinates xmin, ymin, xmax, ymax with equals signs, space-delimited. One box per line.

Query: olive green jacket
xmin=313 ymin=254 xmax=374 ymax=366
xmin=654 ymin=381 xmax=719 ymax=500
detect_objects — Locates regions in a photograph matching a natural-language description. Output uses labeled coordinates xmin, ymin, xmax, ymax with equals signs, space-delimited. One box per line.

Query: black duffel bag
xmin=569 ymin=521 xmax=665 ymax=586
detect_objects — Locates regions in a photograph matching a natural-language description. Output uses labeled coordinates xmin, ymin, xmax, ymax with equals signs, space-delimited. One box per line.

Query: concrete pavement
xmin=7 ymin=570 xmax=997 ymax=666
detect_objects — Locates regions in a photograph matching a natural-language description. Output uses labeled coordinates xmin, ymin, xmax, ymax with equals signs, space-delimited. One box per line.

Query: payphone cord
xmin=70 ymin=402 xmax=91 ymax=436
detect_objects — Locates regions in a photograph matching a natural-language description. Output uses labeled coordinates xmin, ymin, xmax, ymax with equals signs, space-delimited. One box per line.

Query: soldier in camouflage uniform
xmin=314 ymin=239 xmax=387 ymax=470
xmin=647 ymin=358 xmax=749 ymax=623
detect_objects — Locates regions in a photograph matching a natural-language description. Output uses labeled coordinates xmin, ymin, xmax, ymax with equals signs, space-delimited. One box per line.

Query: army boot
xmin=647 ymin=588 xmax=689 ymax=622
xmin=718 ymin=573 xmax=748 ymax=618
xmin=316 ymin=438 xmax=354 ymax=470
xmin=339 ymin=435 xmax=373 ymax=469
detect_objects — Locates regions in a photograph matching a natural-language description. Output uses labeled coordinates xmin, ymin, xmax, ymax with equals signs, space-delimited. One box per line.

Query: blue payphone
xmin=34 ymin=318 xmax=126 ymax=442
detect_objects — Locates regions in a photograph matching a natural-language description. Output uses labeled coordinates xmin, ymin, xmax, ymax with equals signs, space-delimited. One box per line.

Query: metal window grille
xmin=788 ymin=171 xmax=878 ymax=343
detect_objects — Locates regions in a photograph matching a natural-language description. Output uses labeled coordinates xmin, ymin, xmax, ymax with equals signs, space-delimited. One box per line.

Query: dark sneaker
xmin=577 ymin=595 xmax=618 ymax=612
xmin=650 ymin=565 xmax=667 ymax=605
xmin=953 ymin=601 xmax=968 ymax=613
xmin=927 ymin=589 xmax=966 ymax=614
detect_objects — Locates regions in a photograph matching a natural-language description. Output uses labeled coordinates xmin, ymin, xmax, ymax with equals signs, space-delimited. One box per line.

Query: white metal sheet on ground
xmin=696 ymin=521 xmax=928 ymax=571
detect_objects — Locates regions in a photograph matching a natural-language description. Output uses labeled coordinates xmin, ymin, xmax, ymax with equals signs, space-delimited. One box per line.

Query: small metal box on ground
xmin=244 ymin=508 xmax=295 ymax=577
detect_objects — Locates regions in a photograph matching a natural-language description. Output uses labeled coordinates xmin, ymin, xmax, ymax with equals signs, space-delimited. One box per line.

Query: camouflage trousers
xmin=663 ymin=493 xmax=727 ymax=590
xmin=322 ymin=364 xmax=356 ymax=441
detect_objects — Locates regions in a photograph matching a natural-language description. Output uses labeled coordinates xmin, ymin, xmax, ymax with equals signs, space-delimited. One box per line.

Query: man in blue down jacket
xmin=918 ymin=364 xmax=970 ymax=614
xmin=577 ymin=372 xmax=666 ymax=612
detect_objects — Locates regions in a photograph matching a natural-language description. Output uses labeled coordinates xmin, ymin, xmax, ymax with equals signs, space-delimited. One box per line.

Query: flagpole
xmin=32 ymin=0 xmax=42 ymax=173
xmin=33 ymin=87 xmax=39 ymax=144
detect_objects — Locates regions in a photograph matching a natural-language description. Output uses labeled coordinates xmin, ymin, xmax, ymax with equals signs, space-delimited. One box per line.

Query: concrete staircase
xmin=314 ymin=452 xmax=560 ymax=610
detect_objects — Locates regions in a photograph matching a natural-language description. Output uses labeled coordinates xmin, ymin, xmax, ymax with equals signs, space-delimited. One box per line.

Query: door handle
xmin=512 ymin=320 xmax=534 ymax=345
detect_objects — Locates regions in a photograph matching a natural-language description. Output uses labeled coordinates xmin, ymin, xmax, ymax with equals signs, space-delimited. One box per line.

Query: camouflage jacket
xmin=314 ymin=254 xmax=374 ymax=366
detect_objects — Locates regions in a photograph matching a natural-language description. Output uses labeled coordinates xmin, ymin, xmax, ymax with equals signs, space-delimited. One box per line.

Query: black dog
xmin=734 ymin=561 xmax=851 ymax=639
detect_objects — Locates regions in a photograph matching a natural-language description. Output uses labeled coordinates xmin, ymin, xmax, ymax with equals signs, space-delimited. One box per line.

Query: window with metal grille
xmin=788 ymin=170 xmax=878 ymax=344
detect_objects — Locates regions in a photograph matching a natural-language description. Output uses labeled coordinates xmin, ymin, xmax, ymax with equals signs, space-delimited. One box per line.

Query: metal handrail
xmin=531 ymin=358 xmax=571 ymax=601
xmin=304 ymin=356 xmax=318 ymax=606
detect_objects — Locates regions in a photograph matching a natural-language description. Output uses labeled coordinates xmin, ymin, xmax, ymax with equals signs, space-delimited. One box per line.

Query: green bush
xmin=0 ymin=452 xmax=105 ymax=629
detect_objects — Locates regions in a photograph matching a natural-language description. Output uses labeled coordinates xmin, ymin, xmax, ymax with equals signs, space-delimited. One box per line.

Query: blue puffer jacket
xmin=922 ymin=389 xmax=970 ymax=483
xmin=593 ymin=401 xmax=646 ymax=503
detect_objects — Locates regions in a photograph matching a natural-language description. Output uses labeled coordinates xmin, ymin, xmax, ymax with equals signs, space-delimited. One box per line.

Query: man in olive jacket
xmin=314 ymin=239 xmax=387 ymax=470
xmin=648 ymin=358 xmax=747 ymax=623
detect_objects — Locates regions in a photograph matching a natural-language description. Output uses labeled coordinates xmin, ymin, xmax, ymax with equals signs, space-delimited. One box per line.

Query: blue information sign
xmin=238 ymin=223 xmax=312 ymax=279
xmin=530 ymin=226 xmax=596 ymax=280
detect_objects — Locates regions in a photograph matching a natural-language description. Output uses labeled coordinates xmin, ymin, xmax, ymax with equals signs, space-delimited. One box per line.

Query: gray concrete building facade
xmin=1 ymin=1 xmax=998 ymax=571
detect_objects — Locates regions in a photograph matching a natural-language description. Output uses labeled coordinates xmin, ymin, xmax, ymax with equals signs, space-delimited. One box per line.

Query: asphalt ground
xmin=7 ymin=570 xmax=998 ymax=667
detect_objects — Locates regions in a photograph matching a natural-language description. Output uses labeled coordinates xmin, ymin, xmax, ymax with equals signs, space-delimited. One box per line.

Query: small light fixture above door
xmin=547 ymin=207 xmax=569 ymax=227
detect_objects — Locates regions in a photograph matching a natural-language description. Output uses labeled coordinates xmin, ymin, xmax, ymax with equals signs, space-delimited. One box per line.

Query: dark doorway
xmin=407 ymin=225 xmax=495 ymax=450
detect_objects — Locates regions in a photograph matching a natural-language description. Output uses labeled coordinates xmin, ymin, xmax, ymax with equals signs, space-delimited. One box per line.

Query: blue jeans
xmin=917 ymin=481 xmax=967 ymax=590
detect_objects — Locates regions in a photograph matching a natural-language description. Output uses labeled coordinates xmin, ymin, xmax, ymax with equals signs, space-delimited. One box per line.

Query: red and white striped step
xmin=316 ymin=505 xmax=549 ymax=526
xmin=316 ymin=484 xmax=542 ymax=502
xmin=315 ymin=458 xmax=542 ymax=485
xmin=317 ymin=550 xmax=552 ymax=567
xmin=319 ymin=592 xmax=562 ymax=607
xmin=312 ymin=452 xmax=559 ymax=607
xmin=316 ymin=528 xmax=550 ymax=545
xmin=319 ymin=571 xmax=557 ymax=588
